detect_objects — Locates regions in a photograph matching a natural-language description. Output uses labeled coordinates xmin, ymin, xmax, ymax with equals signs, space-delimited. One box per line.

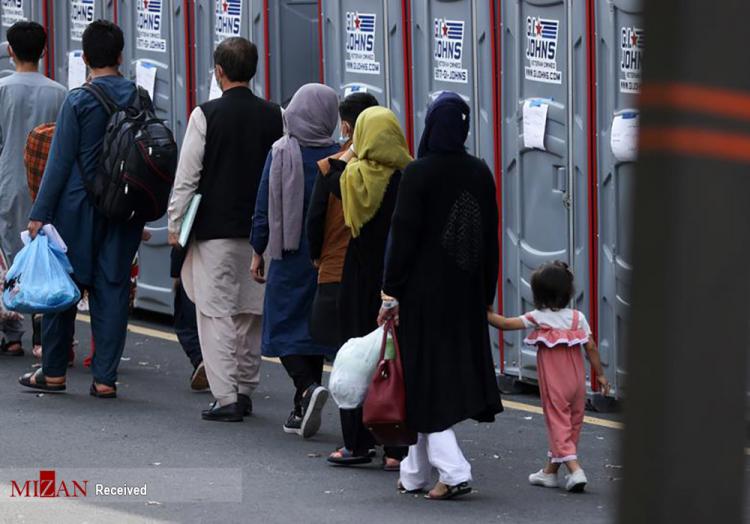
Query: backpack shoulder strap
xmin=81 ymin=83 xmax=118 ymax=116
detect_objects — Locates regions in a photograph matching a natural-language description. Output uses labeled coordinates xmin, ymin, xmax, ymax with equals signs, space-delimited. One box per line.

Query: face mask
xmin=339 ymin=123 xmax=352 ymax=144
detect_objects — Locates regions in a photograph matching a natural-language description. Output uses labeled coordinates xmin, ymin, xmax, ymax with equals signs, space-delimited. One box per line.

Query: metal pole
xmin=620 ymin=1 xmax=749 ymax=523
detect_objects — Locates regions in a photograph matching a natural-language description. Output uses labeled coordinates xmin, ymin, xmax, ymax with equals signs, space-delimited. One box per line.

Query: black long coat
xmin=319 ymin=158 xmax=402 ymax=343
xmin=383 ymin=153 xmax=502 ymax=433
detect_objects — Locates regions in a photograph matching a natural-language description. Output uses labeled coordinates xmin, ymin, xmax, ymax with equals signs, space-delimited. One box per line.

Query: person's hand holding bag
xmin=377 ymin=292 xmax=399 ymax=326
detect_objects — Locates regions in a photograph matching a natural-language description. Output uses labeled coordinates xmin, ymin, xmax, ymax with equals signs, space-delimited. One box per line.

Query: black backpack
xmin=81 ymin=83 xmax=178 ymax=223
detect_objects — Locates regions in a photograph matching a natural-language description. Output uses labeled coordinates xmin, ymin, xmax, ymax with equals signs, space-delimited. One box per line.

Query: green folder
xmin=178 ymin=194 xmax=202 ymax=248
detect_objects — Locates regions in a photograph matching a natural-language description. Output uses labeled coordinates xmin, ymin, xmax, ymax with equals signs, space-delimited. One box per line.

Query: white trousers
xmin=399 ymin=429 xmax=472 ymax=490
xmin=197 ymin=311 xmax=262 ymax=406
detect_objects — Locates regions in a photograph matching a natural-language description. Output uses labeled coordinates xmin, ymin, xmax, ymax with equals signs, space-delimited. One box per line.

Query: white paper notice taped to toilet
xmin=610 ymin=112 xmax=639 ymax=162
xmin=523 ymin=99 xmax=549 ymax=150
xmin=136 ymin=61 xmax=157 ymax=101
xmin=209 ymin=73 xmax=222 ymax=101
xmin=68 ymin=51 xmax=87 ymax=91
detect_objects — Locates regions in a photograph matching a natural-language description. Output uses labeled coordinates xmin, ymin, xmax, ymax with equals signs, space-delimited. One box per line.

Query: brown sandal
xmin=425 ymin=481 xmax=472 ymax=500
xmin=2 ymin=340 xmax=24 ymax=357
xmin=18 ymin=369 xmax=66 ymax=391
xmin=90 ymin=381 xmax=117 ymax=399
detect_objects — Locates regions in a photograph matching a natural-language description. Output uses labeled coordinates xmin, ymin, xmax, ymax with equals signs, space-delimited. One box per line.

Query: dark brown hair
xmin=530 ymin=260 xmax=574 ymax=310
xmin=214 ymin=37 xmax=258 ymax=83
xmin=7 ymin=21 xmax=46 ymax=63
xmin=83 ymin=20 xmax=124 ymax=69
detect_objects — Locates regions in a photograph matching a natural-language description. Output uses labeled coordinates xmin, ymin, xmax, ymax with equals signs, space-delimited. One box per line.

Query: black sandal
xmin=425 ymin=482 xmax=472 ymax=500
xmin=90 ymin=381 xmax=117 ymax=399
xmin=18 ymin=369 xmax=66 ymax=391
xmin=326 ymin=447 xmax=373 ymax=466
xmin=2 ymin=340 xmax=24 ymax=357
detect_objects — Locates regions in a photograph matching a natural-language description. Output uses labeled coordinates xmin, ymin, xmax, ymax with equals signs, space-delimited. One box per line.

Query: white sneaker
xmin=564 ymin=469 xmax=588 ymax=492
xmin=528 ymin=469 xmax=558 ymax=488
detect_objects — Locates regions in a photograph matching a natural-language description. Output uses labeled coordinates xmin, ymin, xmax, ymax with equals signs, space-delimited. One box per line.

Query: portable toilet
xmin=410 ymin=0 xmax=496 ymax=167
xmin=116 ymin=0 xmax=193 ymax=315
xmin=320 ymin=0 xmax=412 ymax=146
xmin=410 ymin=0 xmax=500 ymax=367
xmin=257 ymin=0 xmax=319 ymax=106
xmin=49 ymin=0 xmax=114 ymax=88
xmin=0 ymin=0 xmax=50 ymax=77
xmin=194 ymin=0 xmax=319 ymax=107
xmin=595 ymin=0 xmax=643 ymax=399
xmin=499 ymin=0 xmax=591 ymax=385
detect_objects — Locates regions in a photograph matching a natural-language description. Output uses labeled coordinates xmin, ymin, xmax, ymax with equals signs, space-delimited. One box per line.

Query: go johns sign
xmin=345 ymin=12 xmax=380 ymax=75
xmin=525 ymin=16 xmax=562 ymax=84
xmin=70 ymin=0 xmax=96 ymax=42
xmin=215 ymin=0 xmax=243 ymax=44
xmin=136 ymin=0 xmax=166 ymax=53
xmin=433 ymin=18 xmax=467 ymax=84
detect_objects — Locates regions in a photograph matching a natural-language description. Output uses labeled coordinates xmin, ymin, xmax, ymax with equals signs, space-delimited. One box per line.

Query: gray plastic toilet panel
xmin=321 ymin=0 xmax=409 ymax=134
xmin=596 ymin=0 xmax=642 ymax=398
xmin=52 ymin=0 xmax=114 ymax=87
xmin=411 ymin=0 xmax=494 ymax=169
xmin=501 ymin=0 xmax=589 ymax=383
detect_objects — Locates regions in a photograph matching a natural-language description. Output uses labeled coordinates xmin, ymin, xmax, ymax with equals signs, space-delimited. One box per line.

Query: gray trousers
xmin=1 ymin=317 xmax=24 ymax=342
xmin=196 ymin=311 xmax=262 ymax=406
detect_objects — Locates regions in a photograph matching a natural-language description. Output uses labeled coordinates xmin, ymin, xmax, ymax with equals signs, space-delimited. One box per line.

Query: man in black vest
xmin=168 ymin=37 xmax=283 ymax=421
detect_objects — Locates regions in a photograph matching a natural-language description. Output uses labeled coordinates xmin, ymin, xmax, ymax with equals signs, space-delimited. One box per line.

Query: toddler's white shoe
xmin=528 ymin=469 xmax=558 ymax=488
xmin=564 ymin=469 xmax=588 ymax=492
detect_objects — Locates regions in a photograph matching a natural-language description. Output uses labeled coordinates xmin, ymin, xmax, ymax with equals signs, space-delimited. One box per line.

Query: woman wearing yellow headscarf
xmin=339 ymin=107 xmax=413 ymax=237
xmin=314 ymin=106 xmax=412 ymax=468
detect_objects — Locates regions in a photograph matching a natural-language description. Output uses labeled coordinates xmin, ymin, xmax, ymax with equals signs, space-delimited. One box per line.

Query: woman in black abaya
xmin=379 ymin=92 xmax=503 ymax=500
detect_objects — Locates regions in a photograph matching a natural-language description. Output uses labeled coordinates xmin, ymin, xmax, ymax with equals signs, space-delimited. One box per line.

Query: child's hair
xmin=530 ymin=260 xmax=574 ymax=310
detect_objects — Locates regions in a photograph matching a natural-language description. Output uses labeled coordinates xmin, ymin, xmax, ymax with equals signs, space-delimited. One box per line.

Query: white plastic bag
xmin=329 ymin=326 xmax=384 ymax=409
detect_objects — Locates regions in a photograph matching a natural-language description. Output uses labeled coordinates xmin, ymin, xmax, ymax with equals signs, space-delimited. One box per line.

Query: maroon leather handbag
xmin=362 ymin=320 xmax=418 ymax=447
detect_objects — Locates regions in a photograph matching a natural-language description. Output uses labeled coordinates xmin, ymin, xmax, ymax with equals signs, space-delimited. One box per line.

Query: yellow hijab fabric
xmin=340 ymin=107 xmax=413 ymax=237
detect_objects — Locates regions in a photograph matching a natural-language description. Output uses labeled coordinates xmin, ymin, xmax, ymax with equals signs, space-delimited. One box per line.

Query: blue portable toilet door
xmin=117 ymin=0 xmax=190 ymax=315
xmin=500 ymin=0 xmax=590 ymax=384
xmin=595 ymin=0 xmax=643 ymax=398
xmin=0 ymin=0 xmax=46 ymax=78
xmin=51 ymin=0 xmax=113 ymax=88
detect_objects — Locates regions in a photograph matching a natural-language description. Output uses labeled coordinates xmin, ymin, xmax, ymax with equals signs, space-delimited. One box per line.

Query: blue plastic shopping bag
xmin=2 ymin=232 xmax=80 ymax=313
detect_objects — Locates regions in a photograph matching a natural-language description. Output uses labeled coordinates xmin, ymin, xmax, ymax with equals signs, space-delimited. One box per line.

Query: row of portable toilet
xmin=0 ymin=0 xmax=641 ymax=399
xmin=0 ymin=0 xmax=321 ymax=315
xmin=322 ymin=0 xmax=641 ymax=400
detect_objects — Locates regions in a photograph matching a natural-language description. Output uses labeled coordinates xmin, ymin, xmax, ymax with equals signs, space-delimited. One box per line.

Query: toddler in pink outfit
xmin=488 ymin=260 xmax=609 ymax=493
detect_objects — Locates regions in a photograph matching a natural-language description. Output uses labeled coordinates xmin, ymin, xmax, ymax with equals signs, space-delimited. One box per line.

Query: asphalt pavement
xmin=0 ymin=313 xmax=627 ymax=523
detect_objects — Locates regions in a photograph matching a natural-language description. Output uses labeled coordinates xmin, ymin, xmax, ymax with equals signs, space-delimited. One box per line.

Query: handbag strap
xmin=381 ymin=320 xmax=402 ymax=361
